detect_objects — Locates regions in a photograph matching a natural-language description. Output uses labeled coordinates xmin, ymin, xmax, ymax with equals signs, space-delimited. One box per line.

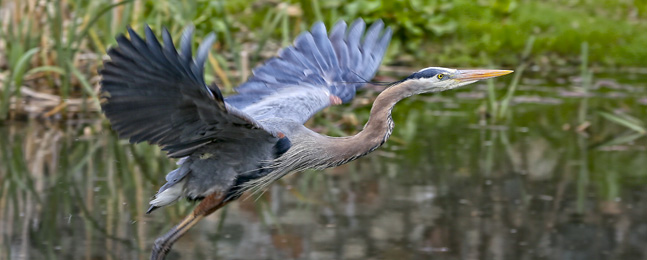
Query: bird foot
xmin=148 ymin=193 xmax=227 ymax=259
xmin=150 ymin=227 xmax=176 ymax=260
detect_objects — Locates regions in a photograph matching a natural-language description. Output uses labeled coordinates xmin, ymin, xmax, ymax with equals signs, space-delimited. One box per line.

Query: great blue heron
xmin=100 ymin=19 xmax=512 ymax=259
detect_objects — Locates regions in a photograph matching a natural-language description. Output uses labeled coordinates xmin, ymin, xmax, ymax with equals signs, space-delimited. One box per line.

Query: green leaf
xmin=597 ymin=132 xmax=645 ymax=147
xmin=599 ymin=111 xmax=646 ymax=134
xmin=68 ymin=61 xmax=101 ymax=111
xmin=10 ymin=47 xmax=40 ymax=91
xmin=25 ymin=66 xmax=66 ymax=77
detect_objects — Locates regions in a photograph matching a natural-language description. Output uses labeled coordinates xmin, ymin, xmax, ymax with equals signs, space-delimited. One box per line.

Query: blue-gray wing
xmin=100 ymin=26 xmax=277 ymax=158
xmin=225 ymin=19 xmax=392 ymax=124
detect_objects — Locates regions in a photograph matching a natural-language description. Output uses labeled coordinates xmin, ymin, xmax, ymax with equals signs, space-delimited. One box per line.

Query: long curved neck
xmin=243 ymin=80 xmax=421 ymax=192
xmin=328 ymin=80 xmax=419 ymax=164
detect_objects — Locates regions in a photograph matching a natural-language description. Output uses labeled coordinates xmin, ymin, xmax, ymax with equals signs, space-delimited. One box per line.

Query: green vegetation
xmin=1 ymin=0 xmax=647 ymax=120
xmin=1 ymin=1 xmax=647 ymax=258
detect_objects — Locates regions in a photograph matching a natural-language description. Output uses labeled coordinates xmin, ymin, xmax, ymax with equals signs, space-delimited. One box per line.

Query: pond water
xmin=1 ymin=71 xmax=647 ymax=260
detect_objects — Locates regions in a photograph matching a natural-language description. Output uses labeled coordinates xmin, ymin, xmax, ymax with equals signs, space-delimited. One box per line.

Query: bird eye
xmin=437 ymin=74 xmax=444 ymax=80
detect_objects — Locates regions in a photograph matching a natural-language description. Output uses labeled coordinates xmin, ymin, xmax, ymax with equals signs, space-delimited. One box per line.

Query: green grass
xmin=430 ymin=0 xmax=647 ymax=66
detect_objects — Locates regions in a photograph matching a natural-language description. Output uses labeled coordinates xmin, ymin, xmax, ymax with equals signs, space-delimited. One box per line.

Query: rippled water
xmin=1 ymin=71 xmax=647 ymax=259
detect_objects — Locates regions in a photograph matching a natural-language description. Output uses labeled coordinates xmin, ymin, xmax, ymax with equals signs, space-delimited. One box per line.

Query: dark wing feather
xmin=100 ymin=25 xmax=276 ymax=158
xmin=225 ymin=19 xmax=392 ymax=125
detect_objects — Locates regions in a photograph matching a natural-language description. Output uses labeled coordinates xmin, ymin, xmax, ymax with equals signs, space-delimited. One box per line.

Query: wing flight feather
xmin=226 ymin=19 xmax=392 ymax=124
xmin=100 ymin=26 xmax=276 ymax=158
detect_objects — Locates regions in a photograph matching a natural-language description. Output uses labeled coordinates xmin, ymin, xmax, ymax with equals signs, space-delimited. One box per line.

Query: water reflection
xmin=1 ymin=74 xmax=647 ymax=260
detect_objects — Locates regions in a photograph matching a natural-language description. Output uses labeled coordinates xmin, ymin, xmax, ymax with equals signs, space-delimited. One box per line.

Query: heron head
xmin=404 ymin=67 xmax=513 ymax=94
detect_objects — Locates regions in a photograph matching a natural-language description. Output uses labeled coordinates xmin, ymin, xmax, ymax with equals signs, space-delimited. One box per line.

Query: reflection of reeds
xmin=0 ymin=122 xmax=171 ymax=258
xmin=2 ymin=95 xmax=647 ymax=258
xmin=576 ymin=42 xmax=591 ymax=214
xmin=1 ymin=123 xmax=58 ymax=258
xmin=1 ymin=1 xmax=646 ymax=258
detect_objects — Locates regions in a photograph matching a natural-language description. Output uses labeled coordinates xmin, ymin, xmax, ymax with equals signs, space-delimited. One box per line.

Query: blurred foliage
xmin=1 ymin=0 xmax=647 ymax=120
xmin=231 ymin=0 xmax=647 ymax=67
xmin=1 ymin=1 xmax=647 ymax=257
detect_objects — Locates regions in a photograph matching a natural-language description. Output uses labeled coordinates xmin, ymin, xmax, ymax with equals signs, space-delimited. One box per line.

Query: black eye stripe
xmin=406 ymin=68 xmax=445 ymax=80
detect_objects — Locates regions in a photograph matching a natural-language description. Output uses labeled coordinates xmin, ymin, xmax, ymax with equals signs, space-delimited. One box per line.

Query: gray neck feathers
xmin=242 ymin=80 xmax=420 ymax=193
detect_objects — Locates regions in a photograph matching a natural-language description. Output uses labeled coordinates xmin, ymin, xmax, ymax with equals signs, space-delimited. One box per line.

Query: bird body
xmin=100 ymin=19 xmax=511 ymax=259
xmin=102 ymin=19 xmax=392 ymax=213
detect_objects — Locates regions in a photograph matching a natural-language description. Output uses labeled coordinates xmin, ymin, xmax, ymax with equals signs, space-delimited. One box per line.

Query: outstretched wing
xmin=225 ymin=19 xmax=392 ymax=125
xmin=100 ymin=26 xmax=277 ymax=158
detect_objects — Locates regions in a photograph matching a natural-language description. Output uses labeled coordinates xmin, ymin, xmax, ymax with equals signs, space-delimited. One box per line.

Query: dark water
xmin=2 ymin=72 xmax=647 ymax=260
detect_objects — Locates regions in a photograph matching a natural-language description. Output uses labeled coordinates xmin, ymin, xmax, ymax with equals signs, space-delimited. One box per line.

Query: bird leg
xmin=150 ymin=192 xmax=229 ymax=260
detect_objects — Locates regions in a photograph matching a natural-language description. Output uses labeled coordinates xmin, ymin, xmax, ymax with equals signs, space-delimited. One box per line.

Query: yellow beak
xmin=453 ymin=69 xmax=514 ymax=82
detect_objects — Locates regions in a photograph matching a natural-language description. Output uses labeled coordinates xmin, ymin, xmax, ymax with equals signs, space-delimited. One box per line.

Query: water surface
xmin=1 ymin=72 xmax=647 ymax=259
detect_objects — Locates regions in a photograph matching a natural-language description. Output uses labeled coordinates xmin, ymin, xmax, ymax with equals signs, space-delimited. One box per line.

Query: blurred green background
xmin=2 ymin=0 xmax=647 ymax=259
xmin=1 ymin=0 xmax=647 ymax=119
